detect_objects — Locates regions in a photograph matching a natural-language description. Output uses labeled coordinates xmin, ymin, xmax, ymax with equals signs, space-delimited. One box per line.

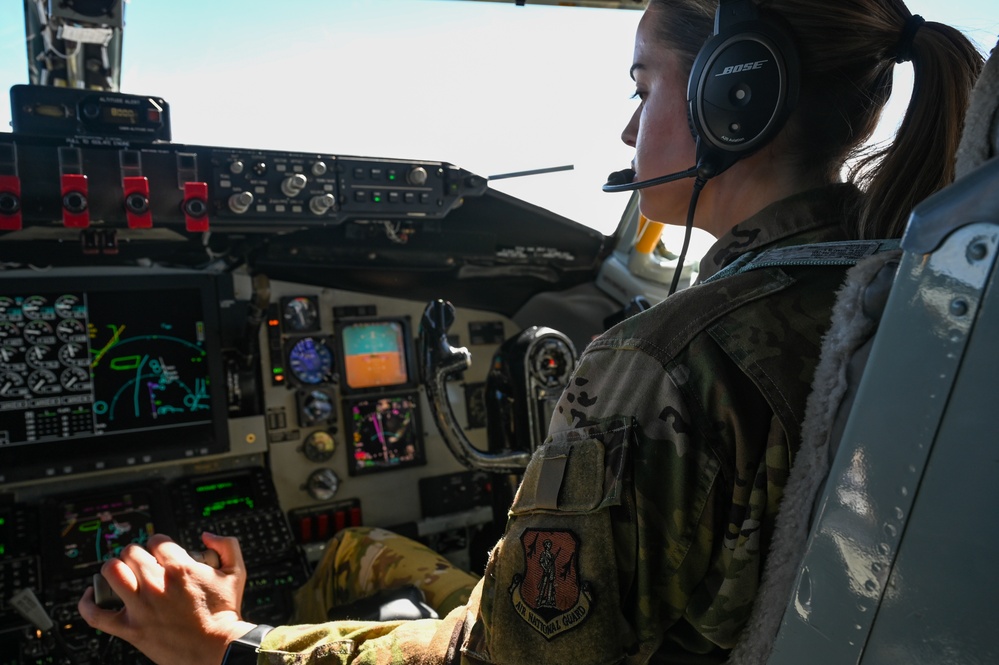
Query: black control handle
xmin=419 ymin=299 xmax=530 ymax=473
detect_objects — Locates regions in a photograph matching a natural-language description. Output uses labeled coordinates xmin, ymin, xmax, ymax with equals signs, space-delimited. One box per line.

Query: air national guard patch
xmin=509 ymin=528 xmax=593 ymax=640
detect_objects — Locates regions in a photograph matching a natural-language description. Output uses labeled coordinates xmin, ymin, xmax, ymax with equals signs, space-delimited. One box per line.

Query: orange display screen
xmin=341 ymin=321 xmax=409 ymax=389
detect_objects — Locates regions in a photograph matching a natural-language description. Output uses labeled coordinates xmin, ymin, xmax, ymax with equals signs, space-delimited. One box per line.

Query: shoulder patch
xmin=509 ymin=528 xmax=593 ymax=640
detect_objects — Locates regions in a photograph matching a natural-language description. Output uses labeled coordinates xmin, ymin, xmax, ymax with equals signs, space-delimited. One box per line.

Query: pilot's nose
xmin=621 ymin=106 xmax=639 ymax=147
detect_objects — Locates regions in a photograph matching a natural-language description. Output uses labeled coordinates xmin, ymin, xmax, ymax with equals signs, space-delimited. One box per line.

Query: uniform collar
xmin=697 ymin=184 xmax=861 ymax=282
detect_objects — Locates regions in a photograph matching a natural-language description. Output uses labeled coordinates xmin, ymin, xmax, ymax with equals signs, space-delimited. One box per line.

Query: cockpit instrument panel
xmin=0 ymin=268 xmax=230 ymax=484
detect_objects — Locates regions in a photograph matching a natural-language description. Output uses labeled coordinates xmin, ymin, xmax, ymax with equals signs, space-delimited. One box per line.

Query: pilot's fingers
xmin=200 ymin=532 xmax=245 ymax=574
xmin=98 ymin=547 xmax=143 ymax=600
xmin=146 ymin=534 xmax=194 ymax=569
xmin=146 ymin=532 xmax=176 ymax=549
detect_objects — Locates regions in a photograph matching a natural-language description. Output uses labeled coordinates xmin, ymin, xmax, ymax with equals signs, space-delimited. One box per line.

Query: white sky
xmin=0 ymin=0 xmax=995 ymax=244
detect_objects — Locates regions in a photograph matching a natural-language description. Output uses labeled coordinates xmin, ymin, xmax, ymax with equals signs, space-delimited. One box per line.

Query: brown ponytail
xmin=846 ymin=13 xmax=985 ymax=238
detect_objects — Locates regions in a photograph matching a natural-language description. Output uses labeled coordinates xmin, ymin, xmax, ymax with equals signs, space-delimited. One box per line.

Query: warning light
xmin=268 ymin=319 xmax=280 ymax=327
xmin=272 ymin=367 xmax=284 ymax=374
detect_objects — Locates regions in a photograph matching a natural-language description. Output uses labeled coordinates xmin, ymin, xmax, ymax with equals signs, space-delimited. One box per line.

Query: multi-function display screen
xmin=0 ymin=270 xmax=228 ymax=483
xmin=57 ymin=490 xmax=157 ymax=574
xmin=344 ymin=393 xmax=424 ymax=475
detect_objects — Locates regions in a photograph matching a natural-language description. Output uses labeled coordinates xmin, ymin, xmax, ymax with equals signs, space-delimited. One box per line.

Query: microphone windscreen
xmin=604 ymin=168 xmax=635 ymax=187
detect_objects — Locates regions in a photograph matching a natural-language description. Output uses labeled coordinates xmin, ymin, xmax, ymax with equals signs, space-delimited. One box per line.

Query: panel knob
xmin=408 ymin=166 xmax=428 ymax=186
xmin=228 ymin=191 xmax=254 ymax=214
xmin=281 ymin=173 xmax=308 ymax=198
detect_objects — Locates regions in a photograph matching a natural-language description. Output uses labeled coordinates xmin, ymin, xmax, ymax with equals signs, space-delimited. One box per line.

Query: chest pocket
xmin=466 ymin=418 xmax=634 ymax=665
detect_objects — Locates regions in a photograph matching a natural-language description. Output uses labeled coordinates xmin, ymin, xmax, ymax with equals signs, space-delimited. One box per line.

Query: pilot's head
xmin=622 ymin=0 xmax=981 ymax=239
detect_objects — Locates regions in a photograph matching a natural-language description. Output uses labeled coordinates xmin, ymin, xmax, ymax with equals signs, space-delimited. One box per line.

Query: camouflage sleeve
xmin=256 ymin=527 xmax=481 ymax=664
xmin=459 ymin=342 xmax=726 ymax=664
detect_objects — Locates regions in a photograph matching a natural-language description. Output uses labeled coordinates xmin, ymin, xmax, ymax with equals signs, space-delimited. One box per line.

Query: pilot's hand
xmin=77 ymin=532 xmax=257 ymax=665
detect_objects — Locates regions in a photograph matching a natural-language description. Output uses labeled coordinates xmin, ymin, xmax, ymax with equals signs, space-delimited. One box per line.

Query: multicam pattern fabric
xmin=258 ymin=184 xmax=863 ymax=664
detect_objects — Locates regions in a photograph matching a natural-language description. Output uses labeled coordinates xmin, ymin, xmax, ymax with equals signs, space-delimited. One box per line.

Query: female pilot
xmin=78 ymin=1 xmax=983 ymax=663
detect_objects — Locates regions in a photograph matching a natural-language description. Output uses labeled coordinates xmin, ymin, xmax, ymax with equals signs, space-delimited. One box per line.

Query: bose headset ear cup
xmin=686 ymin=0 xmax=800 ymax=178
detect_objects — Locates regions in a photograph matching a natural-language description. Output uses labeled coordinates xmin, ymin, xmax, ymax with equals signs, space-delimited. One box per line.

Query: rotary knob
xmin=309 ymin=193 xmax=337 ymax=215
xmin=227 ymin=191 xmax=254 ymax=214
xmin=281 ymin=173 xmax=309 ymax=197
xmin=407 ymin=166 xmax=428 ymax=186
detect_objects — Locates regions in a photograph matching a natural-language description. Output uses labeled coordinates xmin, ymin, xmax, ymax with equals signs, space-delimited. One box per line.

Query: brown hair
xmin=646 ymin=0 xmax=984 ymax=238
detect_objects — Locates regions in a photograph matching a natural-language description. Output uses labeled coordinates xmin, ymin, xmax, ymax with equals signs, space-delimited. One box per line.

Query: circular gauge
xmin=23 ymin=320 xmax=54 ymax=344
xmin=60 ymin=366 xmax=91 ymax=391
xmin=305 ymin=468 xmax=340 ymax=501
xmin=299 ymin=389 xmax=335 ymax=426
xmin=58 ymin=343 xmax=89 ymax=367
xmin=0 ymin=370 xmax=27 ymax=398
xmin=303 ymin=430 xmax=336 ymax=462
xmin=0 ymin=321 xmax=20 ymax=345
xmin=25 ymin=345 xmax=58 ymax=370
xmin=287 ymin=337 xmax=334 ymax=385
xmin=27 ymin=369 xmax=60 ymax=394
xmin=56 ymin=318 xmax=87 ymax=343
xmin=530 ymin=337 xmax=575 ymax=387
xmin=282 ymin=296 xmax=319 ymax=332
xmin=0 ymin=297 xmax=15 ymax=320
xmin=54 ymin=294 xmax=83 ymax=318
xmin=21 ymin=296 xmax=48 ymax=320
xmin=0 ymin=345 xmax=22 ymax=367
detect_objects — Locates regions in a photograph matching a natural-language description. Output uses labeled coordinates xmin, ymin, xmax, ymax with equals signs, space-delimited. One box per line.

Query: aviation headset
xmin=688 ymin=0 xmax=800 ymax=178
xmin=603 ymin=0 xmax=801 ymax=190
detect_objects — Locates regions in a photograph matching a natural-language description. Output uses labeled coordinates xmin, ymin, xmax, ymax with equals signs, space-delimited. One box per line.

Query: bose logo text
xmin=715 ymin=60 xmax=768 ymax=76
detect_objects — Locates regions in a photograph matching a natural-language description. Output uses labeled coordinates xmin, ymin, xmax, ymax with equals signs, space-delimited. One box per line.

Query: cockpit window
xmin=0 ymin=0 xmax=994 ymax=238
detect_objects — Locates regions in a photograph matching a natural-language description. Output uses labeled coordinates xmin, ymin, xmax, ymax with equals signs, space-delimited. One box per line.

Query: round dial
xmin=0 ymin=345 xmax=23 ymax=367
xmin=60 ymin=366 xmax=91 ymax=391
xmin=299 ymin=389 xmax=335 ymax=426
xmin=23 ymin=320 xmax=54 ymax=344
xmin=27 ymin=369 xmax=60 ymax=394
xmin=0 ymin=370 xmax=27 ymax=398
xmin=56 ymin=318 xmax=87 ymax=343
xmin=0 ymin=322 xmax=21 ymax=344
xmin=54 ymin=294 xmax=83 ymax=318
xmin=287 ymin=337 xmax=334 ymax=385
xmin=0 ymin=297 xmax=15 ymax=320
xmin=21 ymin=296 xmax=48 ymax=320
xmin=282 ymin=296 xmax=319 ymax=332
xmin=58 ymin=343 xmax=89 ymax=367
xmin=530 ymin=337 xmax=575 ymax=387
xmin=302 ymin=430 xmax=336 ymax=462
xmin=305 ymin=468 xmax=340 ymax=501
xmin=25 ymin=345 xmax=59 ymax=370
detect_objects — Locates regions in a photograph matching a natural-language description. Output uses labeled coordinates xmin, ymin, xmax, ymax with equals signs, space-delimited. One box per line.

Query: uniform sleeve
xmin=257 ymin=597 xmax=471 ymax=665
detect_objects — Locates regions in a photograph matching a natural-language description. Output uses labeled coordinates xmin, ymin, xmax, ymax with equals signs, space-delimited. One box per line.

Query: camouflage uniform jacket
xmin=256 ymin=184 xmax=861 ymax=664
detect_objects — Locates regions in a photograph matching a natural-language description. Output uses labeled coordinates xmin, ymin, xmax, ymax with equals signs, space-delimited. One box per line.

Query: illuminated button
xmin=387 ymin=169 xmax=398 ymax=181
xmin=371 ymin=191 xmax=384 ymax=203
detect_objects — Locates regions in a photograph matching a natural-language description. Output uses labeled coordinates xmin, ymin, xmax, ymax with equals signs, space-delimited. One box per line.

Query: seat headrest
xmin=955 ymin=37 xmax=999 ymax=179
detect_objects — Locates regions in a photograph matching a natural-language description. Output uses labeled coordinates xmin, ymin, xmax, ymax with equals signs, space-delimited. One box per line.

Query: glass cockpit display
xmin=345 ymin=393 xmax=424 ymax=475
xmin=339 ymin=319 xmax=412 ymax=391
xmin=56 ymin=490 xmax=157 ymax=575
xmin=0 ymin=271 xmax=228 ymax=483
